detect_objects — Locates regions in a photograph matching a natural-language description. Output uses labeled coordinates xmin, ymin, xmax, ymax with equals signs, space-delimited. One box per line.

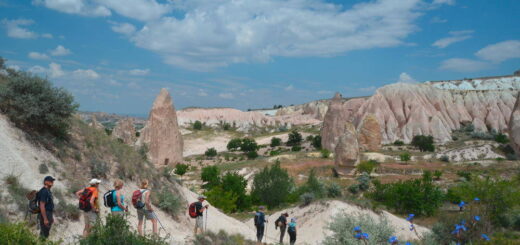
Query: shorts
xmin=84 ymin=211 xmax=99 ymax=226
xmin=137 ymin=209 xmax=155 ymax=221
xmin=196 ymin=216 xmax=204 ymax=229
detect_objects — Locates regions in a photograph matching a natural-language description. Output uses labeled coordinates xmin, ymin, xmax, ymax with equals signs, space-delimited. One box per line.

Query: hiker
xmin=193 ymin=195 xmax=209 ymax=235
xmin=37 ymin=176 xmax=55 ymax=239
xmin=254 ymin=206 xmax=267 ymax=244
xmin=136 ymin=179 xmax=158 ymax=235
xmin=287 ymin=218 xmax=297 ymax=245
xmin=111 ymin=179 xmax=128 ymax=215
xmin=76 ymin=178 xmax=101 ymax=237
xmin=275 ymin=213 xmax=289 ymax=244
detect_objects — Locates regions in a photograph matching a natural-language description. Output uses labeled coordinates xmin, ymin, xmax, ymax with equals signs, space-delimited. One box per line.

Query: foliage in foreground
xmin=79 ymin=214 xmax=167 ymax=245
xmin=322 ymin=213 xmax=395 ymax=245
xmin=193 ymin=230 xmax=256 ymax=245
xmin=0 ymin=222 xmax=60 ymax=245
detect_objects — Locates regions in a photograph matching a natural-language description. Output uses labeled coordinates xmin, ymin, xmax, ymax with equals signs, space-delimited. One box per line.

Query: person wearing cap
xmin=37 ymin=176 xmax=55 ymax=239
xmin=194 ymin=195 xmax=209 ymax=235
xmin=76 ymin=178 xmax=101 ymax=237
xmin=254 ymin=206 xmax=267 ymax=244
xmin=287 ymin=217 xmax=297 ymax=245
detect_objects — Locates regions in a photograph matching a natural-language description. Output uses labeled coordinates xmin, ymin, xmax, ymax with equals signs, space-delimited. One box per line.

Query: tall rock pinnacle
xmin=321 ymin=92 xmax=349 ymax=151
xmin=509 ymin=92 xmax=520 ymax=157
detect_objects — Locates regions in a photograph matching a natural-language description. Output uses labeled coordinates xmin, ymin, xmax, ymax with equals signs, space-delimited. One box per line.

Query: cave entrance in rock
xmin=164 ymin=158 xmax=169 ymax=165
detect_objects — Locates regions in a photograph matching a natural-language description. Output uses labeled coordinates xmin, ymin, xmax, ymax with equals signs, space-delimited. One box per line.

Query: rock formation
xmin=509 ymin=92 xmax=520 ymax=156
xmin=275 ymin=99 xmax=329 ymax=120
xmin=357 ymin=114 xmax=382 ymax=152
xmin=139 ymin=88 xmax=184 ymax=166
xmin=321 ymin=93 xmax=350 ymax=151
xmin=112 ymin=118 xmax=136 ymax=145
xmin=334 ymin=122 xmax=359 ymax=175
xmin=88 ymin=116 xmax=104 ymax=130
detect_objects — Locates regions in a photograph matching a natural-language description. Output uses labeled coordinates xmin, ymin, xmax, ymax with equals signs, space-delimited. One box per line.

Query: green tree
xmin=227 ymin=138 xmax=242 ymax=151
xmin=205 ymin=147 xmax=218 ymax=158
xmin=270 ymin=137 xmax=282 ymax=147
xmin=193 ymin=120 xmax=203 ymax=130
xmin=0 ymin=71 xmax=78 ymax=139
xmin=311 ymin=135 xmax=322 ymax=149
xmin=399 ymin=152 xmax=411 ymax=162
xmin=411 ymin=135 xmax=435 ymax=152
xmin=221 ymin=172 xmax=251 ymax=211
xmin=205 ymin=186 xmax=237 ymax=213
xmin=301 ymin=168 xmax=325 ymax=198
xmin=251 ymin=161 xmax=294 ymax=208
xmin=240 ymin=138 xmax=258 ymax=152
xmin=356 ymin=160 xmax=380 ymax=174
xmin=495 ymin=133 xmax=509 ymax=144
xmin=286 ymin=130 xmax=303 ymax=146
xmin=174 ymin=163 xmax=189 ymax=178
xmin=320 ymin=148 xmax=331 ymax=158
xmin=393 ymin=140 xmax=404 ymax=146
xmin=201 ymin=166 xmax=220 ymax=189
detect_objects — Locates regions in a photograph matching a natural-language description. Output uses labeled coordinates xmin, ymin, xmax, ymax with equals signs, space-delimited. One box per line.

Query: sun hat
xmin=89 ymin=178 xmax=102 ymax=185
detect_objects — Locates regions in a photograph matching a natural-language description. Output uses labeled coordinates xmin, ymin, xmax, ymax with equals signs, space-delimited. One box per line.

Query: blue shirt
xmin=111 ymin=190 xmax=125 ymax=212
xmin=37 ymin=187 xmax=54 ymax=211
xmin=288 ymin=222 xmax=296 ymax=232
xmin=255 ymin=211 xmax=266 ymax=227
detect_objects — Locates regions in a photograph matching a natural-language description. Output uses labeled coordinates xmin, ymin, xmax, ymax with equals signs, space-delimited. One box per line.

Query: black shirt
xmin=195 ymin=201 xmax=203 ymax=217
xmin=278 ymin=215 xmax=287 ymax=227
xmin=36 ymin=187 xmax=54 ymax=212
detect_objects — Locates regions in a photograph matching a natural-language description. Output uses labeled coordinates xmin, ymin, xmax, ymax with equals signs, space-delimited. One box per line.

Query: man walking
xmin=37 ymin=176 xmax=55 ymax=239
xmin=276 ymin=213 xmax=289 ymax=244
xmin=194 ymin=195 xmax=209 ymax=235
xmin=254 ymin=206 xmax=267 ymax=244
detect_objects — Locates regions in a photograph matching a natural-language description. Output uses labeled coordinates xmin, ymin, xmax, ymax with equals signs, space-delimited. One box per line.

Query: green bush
xmin=221 ymin=172 xmax=251 ymax=211
xmin=0 ymin=71 xmax=78 ymax=140
xmin=286 ymin=130 xmax=302 ymax=146
xmin=5 ymin=174 xmax=31 ymax=212
xmin=205 ymin=147 xmax=218 ymax=158
xmin=327 ymin=183 xmax=342 ymax=198
xmin=393 ymin=140 xmax=404 ymax=146
xmin=348 ymin=172 xmax=371 ymax=194
xmin=369 ymin=172 xmax=444 ymax=216
xmin=246 ymin=151 xmax=258 ymax=159
xmin=439 ymin=155 xmax=450 ymax=162
xmin=240 ymin=138 xmax=258 ymax=153
xmin=311 ymin=135 xmax=322 ymax=149
xmin=411 ymin=135 xmax=435 ymax=152
xmin=174 ymin=163 xmax=189 ymax=177
xmin=90 ymin=158 xmax=109 ymax=178
xmin=399 ymin=152 xmax=411 ymax=162
xmin=433 ymin=170 xmax=443 ymax=180
xmin=155 ymin=188 xmax=182 ymax=216
xmin=206 ymin=186 xmax=237 ymax=213
xmin=0 ymin=222 xmax=59 ymax=245
xmin=251 ymin=161 xmax=294 ymax=208
xmin=39 ymin=163 xmax=49 ymax=174
xmin=495 ymin=133 xmax=509 ymax=144
xmin=79 ymin=214 xmax=166 ymax=245
xmin=356 ymin=160 xmax=380 ymax=174
xmin=270 ymin=137 xmax=282 ymax=147
xmin=291 ymin=145 xmax=302 ymax=152
xmin=193 ymin=120 xmax=203 ymax=130
xmin=300 ymin=192 xmax=315 ymax=206
xmin=193 ymin=230 xmax=255 ymax=245
xmin=299 ymin=169 xmax=325 ymax=198
xmin=456 ymin=171 xmax=472 ymax=181
xmin=320 ymin=148 xmax=331 ymax=158
xmin=322 ymin=213 xmax=394 ymax=245
xmin=222 ymin=123 xmax=231 ymax=131
xmin=269 ymin=150 xmax=280 ymax=156
xmin=201 ymin=166 xmax=221 ymax=189
xmin=227 ymin=138 xmax=242 ymax=151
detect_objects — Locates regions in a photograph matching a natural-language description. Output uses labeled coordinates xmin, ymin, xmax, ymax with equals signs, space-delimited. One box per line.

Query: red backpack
xmin=188 ymin=202 xmax=198 ymax=218
xmin=132 ymin=190 xmax=147 ymax=209
xmin=78 ymin=188 xmax=94 ymax=212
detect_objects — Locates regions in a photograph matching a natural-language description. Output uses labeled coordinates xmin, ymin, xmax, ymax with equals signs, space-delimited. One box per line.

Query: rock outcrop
xmin=509 ymin=92 xmax=520 ymax=156
xmin=321 ymin=93 xmax=350 ymax=151
xmin=88 ymin=116 xmax=104 ymax=130
xmin=275 ymin=99 xmax=329 ymax=120
xmin=139 ymin=88 xmax=184 ymax=166
xmin=334 ymin=122 xmax=359 ymax=175
xmin=357 ymin=114 xmax=382 ymax=152
xmin=112 ymin=118 xmax=136 ymax=145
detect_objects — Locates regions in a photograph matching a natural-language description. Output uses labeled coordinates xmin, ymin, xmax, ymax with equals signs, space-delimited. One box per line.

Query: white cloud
xmin=2 ymin=19 xmax=38 ymax=39
xmin=219 ymin=92 xmax=234 ymax=99
xmin=50 ymin=45 xmax=71 ymax=56
xmin=284 ymin=85 xmax=294 ymax=91
xmin=398 ymin=72 xmax=417 ymax=83
xmin=28 ymin=63 xmax=65 ymax=78
xmin=432 ymin=30 xmax=473 ymax=48
xmin=430 ymin=16 xmax=447 ymax=23
xmin=110 ymin=22 xmax=136 ymax=35
xmin=433 ymin=0 xmax=455 ymax=5
xmin=29 ymin=65 xmax=46 ymax=74
xmin=34 ymin=0 xmax=111 ymax=17
xmin=197 ymin=89 xmax=208 ymax=97
xmin=73 ymin=69 xmax=100 ymax=79
xmin=128 ymin=68 xmax=150 ymax=76
xmin=475 ymin=40 xmax=520 ymax=63
xmin=98 ymin=0 xmax=172 ymax=22
xmin=108 ymin=79 xmax=122 ymax=86
xmin=130 ymin=0 xmax=422 ymax=71
xmin=440 ymin=58 xmax=490 ymax=72
xmin=42 ymin=33 xmax=53 ymax=38
xmin=28 ymin=51 xmax=49 ymax=60
xmin=7 ymin=65 xmax=21 ymax=71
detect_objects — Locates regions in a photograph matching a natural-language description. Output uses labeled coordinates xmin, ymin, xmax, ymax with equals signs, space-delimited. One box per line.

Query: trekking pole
xmin=153 ymin=212 xmax=170 ymax=239
xmin=205 ymin=209 xmax=208 ymax=232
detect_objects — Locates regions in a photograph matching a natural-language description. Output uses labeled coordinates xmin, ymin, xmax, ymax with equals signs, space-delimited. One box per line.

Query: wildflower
xmin=474 ymin=216 xmax=481 ymax=221
xmin=409 ymin=223 xmax=415 ymax=231
xmin=474 ymin=197 xmax=480 ymax=201
xmin=481 ymin=234 xmax=490 ymax=241
xmin=388 ymin=236 xmax=398 ymax=243
xmin=406 ymin=214 xmax=415 ymax=221
xmin=354 ymin=226 xmax=361 ymax=232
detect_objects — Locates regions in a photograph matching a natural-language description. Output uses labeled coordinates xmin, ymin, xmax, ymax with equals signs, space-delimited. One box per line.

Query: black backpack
xmin=275 ymin=216 xmax=283 ymax=229
xmin=103 ymin=190 xmax=116 ymax=208
xmin=254 ymin=212 xmax=263 ymax=226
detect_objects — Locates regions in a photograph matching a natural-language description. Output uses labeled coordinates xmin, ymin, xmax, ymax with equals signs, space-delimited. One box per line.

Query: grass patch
xmin=5 ymin=174 xmax=31 ymax=212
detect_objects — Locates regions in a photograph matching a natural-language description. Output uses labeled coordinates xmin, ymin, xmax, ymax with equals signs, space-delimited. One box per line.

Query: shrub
xmin=227 ymin=138 xmax=242 ymax=151
xmin=348 ymin=172 xmax=371 ymax=194
xmin=456 ymin=171 xmax=472 ymax=181
xmin=270 ymin=137 xmax=282 ymax=147
xmin=300 ymin=192 xmax=315 ymax=206
xmin=246 ymin=151 xmax=258 ymax=159
xmin=193 ymin=230 xmax=255 ymax=245
xmin=300 ymin=169 xmax=325 ymax=198
xmin=201 ymin=166 xmax=221 ymax=189
xmin=155 ymin=188 xmax=182 ymax=216
xmin=470 ymin=131 xmax=495 ymax=140
xmin=291 ymin=145 xmax=302 ymax=152
xmin=452 ymin=135 xmax=459 ymax=141
xmin=0 ymin=71 xmax=78 ymax=139
xmin=369 ymin=172 xmax=444 ymax=216
xmin=327 ymin=183 xmax=342 ymax=198
xmin=320 ymin=148 xmax=331 ymax=158
xmin=356 ymin=160 xmax=380 ymax=174
xmin=206 ymin=186 xmax=237 ymax=213
xmin=411 ymin=135 xmax=435 ymax=152
xmin=0 ymin=222 xmax=59 ymax=245
xmin=306 ymin=135 xmax=314 ymax=142
xmin=399 ymin=152 xmax=411 ymax=162
xmin=393 ymin=140 xmax=404 ymax=146
xmin=322 ymin=213 xmax=394 ymax=245
xmin=240 ymin=138 xmax=258 ymax=153
xmin=433 ymin=170 xmax=443 ymax=180
xmin=79 ymin=214 xmax=167 ymax=245
xmin=495 ymin=133 xmax=509 ymax=144
xmin=439 ymin=155 xmax=450 ymax=162
xmin=205 ymin=148 xmax=218 ymax=158
xmin=39 ymin=163 xmax=49 ymax=174
xmin=286 ymin=130 xmax=303 ymax=146
xmin=174 ymin=163 xmax=189 ymax=177
xmin=251 ymin=161 xmax=294 ymax=208
xmin=193 ymin=120 xmax=203 ymax=130
xmin=222 ymin=123 xmax=231 ymax=131
xmin=462 ymin=124 xmax=475 ymax=132
xmin=5 ymin=175 xmax=31 ymax=212
xmin=269 ymin=150 xmax=280 ymax=156
xmin=90 ymin=158 xmax=109 ymax=179
xmin=311 ymin=135 xmax=322 ymax=149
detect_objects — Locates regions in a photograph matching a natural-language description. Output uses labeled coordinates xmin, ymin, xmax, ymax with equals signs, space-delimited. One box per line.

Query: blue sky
xmin=1 ymin=0 xmax=519 ymax=116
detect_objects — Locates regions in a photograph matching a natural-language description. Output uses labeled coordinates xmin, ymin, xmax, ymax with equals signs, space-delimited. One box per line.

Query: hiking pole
xmin=205 ymin=209 xmax=208 ymax=233
xmin=152 ymin=212 xmax=171 ymax=239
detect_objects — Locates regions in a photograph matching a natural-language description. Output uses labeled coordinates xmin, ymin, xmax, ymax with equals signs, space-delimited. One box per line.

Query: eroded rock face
xmin=88 ymin=116 xmax=104 ymax=130
xmin=334 ymin=122 xmax=359 ymax=175
xmin=357 ymin=114 xmax=381 ymax=152
xmin=509 ymin=92 xmax=520 ymax=156
xmin=140 ymin=88 xmax=184 ymax=166
xmin=321 ymin=93 xmax=350 ymax=151
xmin=112 ymin=118 xmax=136 ymax=145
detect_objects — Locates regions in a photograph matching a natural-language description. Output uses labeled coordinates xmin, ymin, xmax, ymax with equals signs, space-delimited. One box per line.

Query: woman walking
xmin=111 ymin=179 xmax=128 ymax=215
xmin=288 ymin=218 xmax=297 ymax=245
xmin=137 ymin=179 xmax=158 ymax=235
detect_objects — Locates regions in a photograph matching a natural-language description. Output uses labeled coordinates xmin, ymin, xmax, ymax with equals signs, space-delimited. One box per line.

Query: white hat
xmin=89 ymin=178 xmax=102 ymax=185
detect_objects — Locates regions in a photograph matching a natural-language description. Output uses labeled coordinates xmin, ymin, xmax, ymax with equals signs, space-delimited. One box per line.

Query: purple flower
xmin=474 ymin=197 xmax=480 ymax=201
xmin=458 ymin=201 xmax=466 ymax=207
xmin=388 ymin=236 xmax=398 ymax=243
xmin=409 ymin=224 xmax=415 ymax=231
xmin=481 ymin=234 xmax=490 ymax=241
xmin=362 ymin=233 xmax=369 ymax=239
xmin=406 ymin=214 xmax=415 ymax=221
xmin=354 ymin=226 xmax=361 ymax=232
xmin=474 ymin=216 xmax=481 ymax=221
xmin=405 ymin=243 xmax=412 ymax=245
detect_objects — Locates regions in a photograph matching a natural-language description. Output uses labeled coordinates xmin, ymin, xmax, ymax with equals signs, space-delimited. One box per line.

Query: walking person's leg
xmin=137 ymin=209 xmax=144 ymax=235
xmin=149 ymin=211 xmax=158 ymax=234
xmin=280 ymin=226 xmax=286 ymax=244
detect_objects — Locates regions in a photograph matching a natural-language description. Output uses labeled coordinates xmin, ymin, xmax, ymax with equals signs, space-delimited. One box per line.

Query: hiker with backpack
xmin=108 ymin=179 xmax=128 ymax=215
xmin=36 ymin=176 xmax=55 ymax=239
xmin=191 ymin=195 xmax=209 ymax=235
xmin=287 ymin=218 xmax=297 ymax=245
xmin=254 ymin=206 xmax=268 ymax=244
xmin=76 ymin=178 xmax=101 ymax=237
xmin=134 ymin=179 xmax=158 ymax=235
xmin=275 ymin=213 xmax=289 ymax=244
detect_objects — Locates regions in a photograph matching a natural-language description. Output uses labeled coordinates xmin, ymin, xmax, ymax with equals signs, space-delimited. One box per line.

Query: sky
xmin=1 ymin=0 xmax=519 ymax=116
